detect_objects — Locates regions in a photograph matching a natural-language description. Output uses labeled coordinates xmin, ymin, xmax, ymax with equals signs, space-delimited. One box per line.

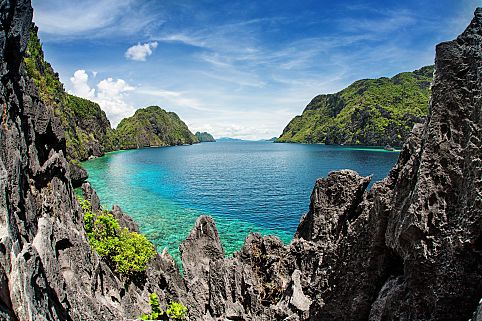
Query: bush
xmin=140 ymin=293 xmax=162 ymax=320
xmin=166 ymin=301 xmax=188 ymax=321
xmin=140 ymin=294 xmax=188 ymax=321
xmin=80 ymin=198 xmax=155 ymax=276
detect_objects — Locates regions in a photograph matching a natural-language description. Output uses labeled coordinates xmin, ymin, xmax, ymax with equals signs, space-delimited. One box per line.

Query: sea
xmin=81 ymin=141 xmax=399 ymax=265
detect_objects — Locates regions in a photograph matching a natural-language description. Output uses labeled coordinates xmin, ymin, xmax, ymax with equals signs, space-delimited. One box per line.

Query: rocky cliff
xmin=277 ymin=66 xmax=433 ymax=147
xmin=0 ymin=1 xmax=188 ymax=320
xmin=116 ymin=106 xmax=199 ymax=149
xmin=24 ymin=25 xmax=117 ymax=162
xmin=0 ymin=1 xmax=480 ymax=321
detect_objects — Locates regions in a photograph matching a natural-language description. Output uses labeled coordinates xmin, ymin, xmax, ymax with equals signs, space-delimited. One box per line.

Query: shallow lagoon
xmin=82 ymin=142 xmax=399 ymax=264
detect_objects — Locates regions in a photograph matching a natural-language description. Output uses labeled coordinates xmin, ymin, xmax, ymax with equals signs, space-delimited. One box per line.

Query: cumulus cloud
xmin=96 ymin=78 xmax=135 ymax=125
xmin=69 ymin=70 xmax=135 ymax=127
xmin=69 ymin=70 xmax=95 ymax=98
xmin=125 ymin=42 xmax=158 ymax=61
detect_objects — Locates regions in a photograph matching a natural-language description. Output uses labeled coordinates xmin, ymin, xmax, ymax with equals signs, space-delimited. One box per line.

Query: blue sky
xmin=32 ymin=0 xmax=480 ymax=139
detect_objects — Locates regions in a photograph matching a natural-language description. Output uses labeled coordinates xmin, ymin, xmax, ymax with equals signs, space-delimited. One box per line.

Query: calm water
xmin=82 ymin=142 xmax=399 ymax=264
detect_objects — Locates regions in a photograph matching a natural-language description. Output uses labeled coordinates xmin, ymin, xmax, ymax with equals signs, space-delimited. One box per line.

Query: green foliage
xmin=24 ymin=25 xmax=64 ymax=106
xmin=150 ymin=293 xmax=162 ymax=316
xmin=140 ymin=293 xmax=162 ymax=320
xmin=116 ymin=106 xmax=199 ymax=149
xmin=195 ymin=131 xmax=216 ymax=142
xmin=166 ymin=301 xmax=188 ymax=321
xmin=80 ymin=198 xmax=155 ymax=276
xmin=277 ymin=66 xmax=434 ymax=147
xmin=24 ymin=25 xmax=117 ymax=161
xmin=139 ymin=294 xmax=188 ymax=321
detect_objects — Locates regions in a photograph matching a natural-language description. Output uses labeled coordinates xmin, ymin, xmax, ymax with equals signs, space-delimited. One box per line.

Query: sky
xmin=32 ymin=0 xmax=480 ymax=140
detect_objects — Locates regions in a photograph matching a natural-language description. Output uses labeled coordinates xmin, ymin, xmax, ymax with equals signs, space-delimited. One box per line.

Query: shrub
xmin=139 ymin=292 xmax=188 ymax=321
xmin=166 ymin=301 xmax=188 ymax=321
xmin=80 ymin=198 xmax=155 ymax=276
xmin=113 ymin=230 xmax=156 ymax=275
xmin=140 ymin=293 xmax=162 ymax=320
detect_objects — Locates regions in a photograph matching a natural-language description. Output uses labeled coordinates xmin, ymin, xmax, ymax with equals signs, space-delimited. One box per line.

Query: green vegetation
xmin=24 ymin=25 xmax=64 ymax=106
xmin=140 ymin=293 xmax=163 ymax=320
xmin=140 ymin=293 xmax=188 ymax=321
xmin=277 ymin=66 xmax=434 ymax=147
xmin=195 ymin=131 xmax=216 ymax=142
xmin=116 ymin=106 xmax=199 ymax=149
xmin=24 ymin=24 xmax=116 ymax=162
xmin=166 ymin=301 xmax=188 ymax=320
xmin=80 ymin=198 xmax=156 ymax=276
xmin=24 ymin=25 xmax=198 ymax=163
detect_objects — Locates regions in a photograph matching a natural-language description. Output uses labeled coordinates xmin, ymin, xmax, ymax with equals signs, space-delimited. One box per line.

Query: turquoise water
xmin=82 ymin=142 xmax=399 ymax=264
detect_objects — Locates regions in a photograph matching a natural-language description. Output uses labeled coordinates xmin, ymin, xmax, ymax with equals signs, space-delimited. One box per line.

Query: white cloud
xmin=32 ymin=0 xmax=163 ymax=40
xmin=136 ymin=88 xmax=209 ymax=111
xmin=69 ymin=70 xmax=95 ymax=98
xmin=125 ymin=42 xmax=159 ymax=61
xmin=96 ymin=78 xmax=135 ymax=126
xmin=69 ymin=70 xmax=135 ymax=127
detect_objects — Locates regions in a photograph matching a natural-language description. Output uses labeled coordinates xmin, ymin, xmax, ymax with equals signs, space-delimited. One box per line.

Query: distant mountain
xmin=264 ymin=137 xmax=278 ymax=142
xmin=116 ymin=106 xmax=199 ymax=149
xmin=277 ymin=66 xmax=434 ymax=147
xmin=195 ymin=131 xmax=216 ymax=142
xmin=216 ymin=137 xmax=246 ymax=142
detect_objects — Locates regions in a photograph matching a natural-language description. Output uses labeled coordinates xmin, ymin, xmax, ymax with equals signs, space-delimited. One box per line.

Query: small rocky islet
xmin=0 ymin=1 xmax=480 ymax=321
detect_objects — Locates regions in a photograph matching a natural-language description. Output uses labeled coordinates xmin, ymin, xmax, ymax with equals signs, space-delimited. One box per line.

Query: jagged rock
xmin=0 ymin=1 xmax=187 ymax=320
xmin=68 ymin=161 xmax=88 ymax=188
xmin=295 ymin=169 xmax=371 ymax=242
xmin=180 ymin=216 xmax=224 ymax=316
xmin=81 ymin=182 xmax=101 ymax=212
xmin=111 ymin=204 xmax=140 ymax=233
xmin=0 ymin=1 xmax=480 ymax=320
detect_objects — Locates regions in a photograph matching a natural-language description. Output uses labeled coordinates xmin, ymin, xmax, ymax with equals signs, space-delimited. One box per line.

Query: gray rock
xmin=0 ymin=1 xmax=480 ymax=321
xmin=81 ymin=182 xmax=101 ymax=212
xmin=0 ymin=1 xmax=187 ymax=320
xmin=111 ymin=204 xmax=140 ymax=233
xmin=68 ymin=161 xmax=88 ymax=188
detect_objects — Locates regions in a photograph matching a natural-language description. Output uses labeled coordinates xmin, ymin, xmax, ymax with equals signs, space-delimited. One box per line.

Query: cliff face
xmin=0 ymin=1 xmax=187 ymax=320
xmin=0 ymin=1 xmax=480 ymax=321
xmin=116 ymin=106 xmax=199 ymax=149
xmin=277 ymin=66 xmax=433 ymax=147
xmin=24 ymin=26 xmax=117 ymax=162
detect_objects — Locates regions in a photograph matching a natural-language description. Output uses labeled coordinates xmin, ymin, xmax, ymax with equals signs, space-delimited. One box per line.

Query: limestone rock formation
xmin=0 ymin=0 xmax=480 ymax=320
xmin=0 ymin=1 xmax=187 ymax=320
xmin=116 ymin=106 xmax=199 ymax=149
xmin=68 ymin=161 xmax=88 ymax=187
xmin=195 ymin=132 xmax=216 ymax=142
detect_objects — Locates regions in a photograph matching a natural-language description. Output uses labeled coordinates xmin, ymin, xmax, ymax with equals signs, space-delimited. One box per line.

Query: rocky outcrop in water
xmin=0 ymin=0 xmax=480 ymax=320
xmin=195 ymin=132 xmax=216 ymax=142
